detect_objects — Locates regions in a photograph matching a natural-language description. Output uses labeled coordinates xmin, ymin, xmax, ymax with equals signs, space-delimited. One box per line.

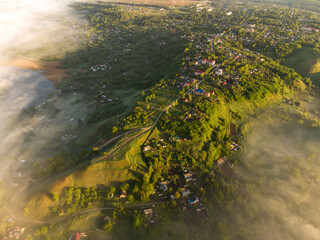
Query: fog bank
xmin=0 ymin=0 xmax=87 ymax=184
xmin=207 ymin=103 xmax=320 ymax=240
xmin=0 ymin=0 xmax=84 ymax=61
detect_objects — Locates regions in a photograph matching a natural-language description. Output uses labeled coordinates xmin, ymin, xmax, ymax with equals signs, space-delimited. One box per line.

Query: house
xmin=75 ymin=233 xmax=80 ymax=240
xmin=74 ymin=232 xmax=87 ymax=240
xmin=207 ymin=59 xmax=216 ymax=65
xmin=143 ymin=208 xmax=153 ymax=217
xmin=18 ymin=160 xmax=26 ymax=166
xmin=217 ymin=157 xmax=225 ymax=165
xmin=301 ymin=26 xmax=319 ymax=32
xmin=195 ymin=70 xmax=204 ymax=76
xmin=188 ymin=196 xmax=199 ymax=206
xmin=181 ymin=188 xmax=191 ymax=197
xmin=194 ymin=89 xmax=204 ymax=95
xmin=14 ymin=227 xmax=25 ymax=233
xmin=184 ymin=173 xmax=193 ymax=182
xmin=215 ymin=69 xmax=223 ymax=75
xmin=143 ymin=146 xmax=151 ymax=151
xmin=203 ymin=91 xmax=214 ymax=97
xmin=120 ymin=190 xmax=127 ymax=198
xmin=202 ymin=59 xmax=216 ymax=65
xmin=159 ymin=181 xmax=168 ymax=191
xmin=169 ymin=136 xmax=190 ymax=142
xmin=231 ymin=142 xmax=241 ymax=151
xmin=226 ymin=12 xmax=232 ymax=16
xmin=180 ymin=82 xmax=189 ymax=88
xmin=6 ymin=226 xmax=26 ymax=240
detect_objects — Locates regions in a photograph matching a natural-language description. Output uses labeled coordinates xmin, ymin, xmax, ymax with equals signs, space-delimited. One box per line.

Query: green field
xmin=284 ymin=47 xmax=320 ymax=85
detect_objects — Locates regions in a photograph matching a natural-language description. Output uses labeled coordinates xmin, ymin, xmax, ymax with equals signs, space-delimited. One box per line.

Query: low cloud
xmin=209 ymin=110 xmax=320 ymax=240
xmin=0 ymin=0 xmax=84 ymax=61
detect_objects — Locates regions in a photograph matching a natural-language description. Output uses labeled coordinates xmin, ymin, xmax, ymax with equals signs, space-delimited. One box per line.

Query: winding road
xmin=9 ymin=62 xmax=221 ymax=225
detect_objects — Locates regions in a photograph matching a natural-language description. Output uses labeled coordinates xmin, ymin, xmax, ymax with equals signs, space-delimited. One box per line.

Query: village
xmin=2 ymin=1 xmax=318 ymax=239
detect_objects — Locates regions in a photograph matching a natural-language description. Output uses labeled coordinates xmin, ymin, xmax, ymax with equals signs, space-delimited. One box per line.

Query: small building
xmin=143 ymin=208 xmax=153 ymax=216
xmin=204 ymin=91 xmax=214 ymax=97
xmin=188 ymin=196 xmax=199 ymax=206
xmin=120 ymin=190 xmax=127 ymax=198
xmin=181 ymin=188 xmax=191 ymax=197
xmin=143 ymin=146 xmax=151 ymax=151
xmin=194 ymin=89 xmax=204 ymax=95
xmin=217 ymin=157 xmax=225 ymax=165
xmin=184 ymin=173 xmax=193 ymax=182
xmin=202 ymin=59 xmax=216 ymax=65
xmin=195 ymin=70 xmax=204 ymax=76
xmin=18 ymin=160 xmax=26 ymax=166
xmin=159 ymin=181 xmax=168 ymax=191
xmin=301 ymin=26 xmax=319 ymax=32
xmin=215 ymin=69 xmax=223 ymax=75
xmin=169 ymin=136 xmax=190 ymax=142
xmin=74 ymin=232 xmax=87 ymax=240
xmin=247 ymin=24 xmax=256 ymax=28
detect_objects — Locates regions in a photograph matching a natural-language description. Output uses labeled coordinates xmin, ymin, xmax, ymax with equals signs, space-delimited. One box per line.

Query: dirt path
xmin=8 ymin=89 xmax=176 ymax=225
xmin=8 ymin=66 xmax=215 ymax=225
xmin=12 ymin=199 xmax=165 ymax=225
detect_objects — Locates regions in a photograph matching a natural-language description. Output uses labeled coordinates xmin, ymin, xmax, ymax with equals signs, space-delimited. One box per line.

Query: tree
xmin=109 ymin=187 xmax=116 ymax=194
xmin=52 ymin=193 xmax=59 ymax=202
xmin=23 ymin=207 xmax=30 ymax=217
xmin=293 ymin=79 xmax=306 ymax=91
xmin=120 ymin=182 xmax=130 ymax=191
xmin=174 ymin=191 xmax=181 ymax=199
xmin=112 ymin=126 xmax=118 ymax=133
xmin=34 ymin=226 xmax=48 ymax=237
xmin=103 ymin=220 xmax=113 ymax=232
xmin=132 ymin=210 xmax=145 ymax=229
xmin=128 ymin=194 xmax=135 ymax=203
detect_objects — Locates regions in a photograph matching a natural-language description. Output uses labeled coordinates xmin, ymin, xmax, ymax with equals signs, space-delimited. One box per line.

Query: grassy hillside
xmin=285 ymin=47 xmax=320 ymax=85
xmin=25 ymin=130 xmax=150 ymax=219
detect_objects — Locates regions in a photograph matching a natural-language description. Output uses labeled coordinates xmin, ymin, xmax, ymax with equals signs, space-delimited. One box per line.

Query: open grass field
xmin=41 ymin=211 xmax=107 ymax=239
xmin=284 ymin=47 xmax=320 ymax=84
xmin=24 ymin=129 xmax=149 ymax=219
xmin=311 ymin=60 xmax=320 ymax=74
